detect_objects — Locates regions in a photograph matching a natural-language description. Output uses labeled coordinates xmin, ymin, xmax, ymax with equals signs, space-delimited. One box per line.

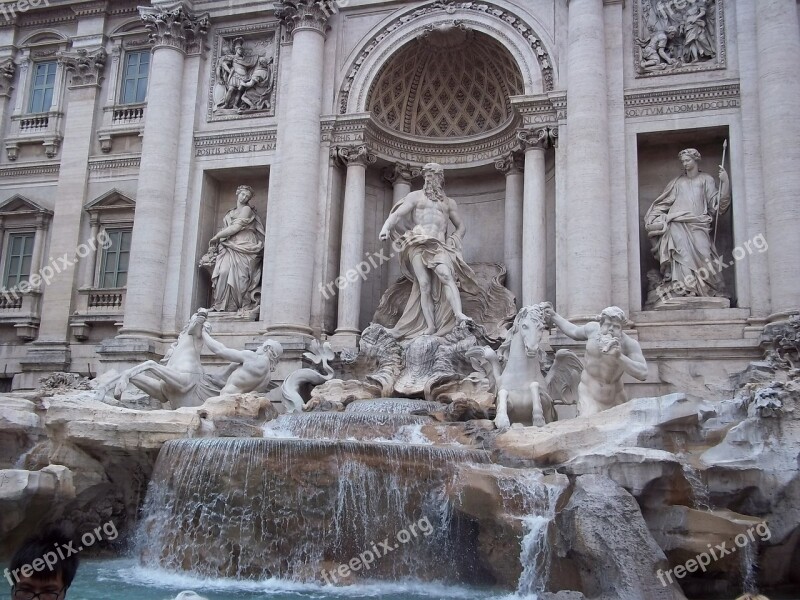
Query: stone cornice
xmin=624 ymin=82 xmax=740 ymax=118
xmin=193 ymin=127 xmax=277 ymax=157
xmin=88 ymin=154 xmax=141 ymax=171
xmin=275 ymin=0 xmax=330 ymax=40
xmin=0 ymin=162 xmax=60 ymax=179
xmin=72 ymin=1 xmax=109 ymax=17
xmin=510 ymin=93 xmax=564 ymax=126
xmin=60 ymin=47 xmax=107 ymax=88
xmin=139 ymin=4 xmax=210 ymax=54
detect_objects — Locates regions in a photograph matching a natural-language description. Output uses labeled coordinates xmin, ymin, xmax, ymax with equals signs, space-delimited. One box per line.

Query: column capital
xmin=275 ymin=0 xmax=331 ymax=40
xmin=59 ymin=47 xmax=107 ymax=89
xmin=0 ymin=58 xmax=15 ymax=97
xmin=517 ymin=126 xmax=558 ymax=151
xmin=495 ymin=151 xmax=525 ymax=175
xmin=332 ymin=144 xmax=377 ymax=168
xmin=383 ymin=162 xmax=421 ymax=186
xmin=139 ymin=4 xmax=210 ymax=54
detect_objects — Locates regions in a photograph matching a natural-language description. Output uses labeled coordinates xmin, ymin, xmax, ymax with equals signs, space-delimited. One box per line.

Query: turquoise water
xmin=1 ymin=559 xmax=524 ymax=600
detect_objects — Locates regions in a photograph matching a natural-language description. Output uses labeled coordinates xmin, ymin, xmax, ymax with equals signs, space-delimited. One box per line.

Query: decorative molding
xmin=624 ymin=82 xmax=740 ymax=117
xmin=275 ymin=0 xmax=331 ymax=40
xmin=71 ymin=1 xmax=109 ymax=17
xmin=59 ymin=47 xmax=107 ymax=88
xmin=0 ymin=58 xmax=15 ymax=97
xmin=510 ymin=93 xmax=563 ymax=126
xmin=88 ymin=155 xmax=141 ymax=171
xmin=0 ymin=162 xmax=60 ymax=179
xmin=633 ymin=0 xmax=726 ymax=78
xmin=517 ymin=126 xmax=557 ymax=151
xmin=139 ymin=4 xmax=210 ymax=54
xmin=332 ymin=144 xmax=377 ymax=168
xmin=338 ymin=1 xmax=555 ymax=115
xmin=193 ymin=128 xmax=277 ymax=157
xmin=494 ymin=150 xmax=524 ymax=174
xmin=383 ymin=162 xmax=422 ymax=185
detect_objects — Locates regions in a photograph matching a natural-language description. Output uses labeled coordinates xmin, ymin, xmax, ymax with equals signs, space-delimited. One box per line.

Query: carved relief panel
xmin=208 ymin=23 xmax=279 ymax=122
xmin=633 ymin=0 xmax=726 ymax=78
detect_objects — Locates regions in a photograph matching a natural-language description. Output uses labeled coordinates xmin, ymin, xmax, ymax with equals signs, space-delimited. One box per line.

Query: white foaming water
xmin=72 ymin=558 xmax=505 ymax=599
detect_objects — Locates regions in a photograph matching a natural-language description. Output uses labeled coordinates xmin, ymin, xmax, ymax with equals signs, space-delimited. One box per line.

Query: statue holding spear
xmin=644 ymin=145 xmax=731 ymax=300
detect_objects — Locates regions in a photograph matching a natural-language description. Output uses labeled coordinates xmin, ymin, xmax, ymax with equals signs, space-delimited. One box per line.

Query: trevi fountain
xmin=0 ymin=1 xmax=798 ymax=599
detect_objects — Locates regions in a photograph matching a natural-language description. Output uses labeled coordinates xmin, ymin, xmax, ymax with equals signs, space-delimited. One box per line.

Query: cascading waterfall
xmin=497 ymin=470 xmax=563 ymax=597
xmin=345 ymin=398 xmax=443 ymax=414
xmin=681 ymin=462 xmax=711 ymax=511
xmin=263 ymin=412 xmax=430 ymax=441
xmin=135 ymin=437 xmax=491 ymax=583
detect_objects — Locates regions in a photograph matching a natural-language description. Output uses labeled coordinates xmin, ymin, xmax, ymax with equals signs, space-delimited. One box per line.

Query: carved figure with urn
xmin=200 ymin=185 xmax=265 ymax=315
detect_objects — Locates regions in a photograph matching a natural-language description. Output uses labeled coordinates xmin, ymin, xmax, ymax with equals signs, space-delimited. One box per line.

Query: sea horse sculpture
xmin=467 ymin=302 xmax=583 ymax=428
xmin=280 ymin=340 xmax=335 ymax=413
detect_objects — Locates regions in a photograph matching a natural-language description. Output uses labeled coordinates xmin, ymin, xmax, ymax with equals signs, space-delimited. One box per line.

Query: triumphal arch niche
xmin=324 ymin=3 xmax=561 ymax=348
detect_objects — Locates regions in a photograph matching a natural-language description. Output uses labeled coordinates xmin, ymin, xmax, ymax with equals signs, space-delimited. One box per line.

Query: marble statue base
xmin=653 ymin=296 xmax=731 ymax=310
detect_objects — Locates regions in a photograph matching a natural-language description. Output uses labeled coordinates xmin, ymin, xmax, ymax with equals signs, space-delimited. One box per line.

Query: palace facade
xmin=0 ymin=0 xmax=798 ymax=394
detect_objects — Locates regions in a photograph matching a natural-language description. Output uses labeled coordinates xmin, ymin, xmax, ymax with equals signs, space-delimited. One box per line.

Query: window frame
xmin=97 ymin=227 xmax=132 ymax=289
xmin=2 ymin=231 xmax=36 ymax=289
xmin=118 ymin=49 xmax=151 ymax=105
xmin=27 ymin=59 xmax=58 ymax=114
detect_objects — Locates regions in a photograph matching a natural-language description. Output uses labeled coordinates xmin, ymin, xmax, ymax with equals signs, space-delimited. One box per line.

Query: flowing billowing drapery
xmin=211 ymin=211 xmax=265 ymax=312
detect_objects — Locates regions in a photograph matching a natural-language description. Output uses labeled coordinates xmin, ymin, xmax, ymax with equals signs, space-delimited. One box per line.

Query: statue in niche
xmin=202 ymin=329 xmax=283 ymax=395
xmin=199 ymin=185 xmax=265 ymax=315
xmin=546 ymin=306 xmax=649 ymax=417
xmin=636 ymin=27 xmax=678 ymax=71
xmin=214 ymin=37 xmax=274 ymax=114
xmin=378 ymin=162 xmax=485 ymax=340
xmin=644 ymin=148 xmax=730 ymax=303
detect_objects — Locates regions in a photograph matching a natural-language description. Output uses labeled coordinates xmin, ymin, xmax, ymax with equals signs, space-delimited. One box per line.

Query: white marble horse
xmin=103 ymin=309 xmax=221 ymax=409
xmin=467 ymin=302 xmax=583 ymax=428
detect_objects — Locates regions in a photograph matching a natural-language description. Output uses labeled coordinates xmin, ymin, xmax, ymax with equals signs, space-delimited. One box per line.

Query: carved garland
xmin=338 ymin=0 xmax=554 ymax=115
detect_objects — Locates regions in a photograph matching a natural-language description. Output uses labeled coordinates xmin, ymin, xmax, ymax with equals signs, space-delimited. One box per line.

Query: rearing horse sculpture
xmin=467 ymin=302 xmax=583 ymax=428
xmin=101 ymin=309 xmax=222 ymax=409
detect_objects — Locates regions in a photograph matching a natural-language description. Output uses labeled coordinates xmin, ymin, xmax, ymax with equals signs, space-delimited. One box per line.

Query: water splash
xmin=263 ymin=412 xmax=429 ymax=441
xmin=345 ymin=398 xmax=443 ymax=414
xmin=681 ymin=463 xmax=711 ymax=511
xmin=740 ymin=540 xmax=758 ymax=594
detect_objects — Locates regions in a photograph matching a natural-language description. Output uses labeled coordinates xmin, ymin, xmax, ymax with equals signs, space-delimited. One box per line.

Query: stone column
xmin=518 ymin=128 xmax=555 ymax=307
xmin=564 ymin=0 xmax=612 ymax=319
xmin=120 ymin=5 xmax=209 ymax=339
xmin=261 ymin=0 xmax=330 ymax=338
xmin=34 ymin=47 xmax=107 ymax=344
xmin=495 ymin=151 xmax=525 ymax=305
xmin=331 ymin=145 xmax=376 ymax=347
xmin=756 ymin=0 xmax=800 ymax=317
xmin=382 ymin=163 xmax=419 ymax=284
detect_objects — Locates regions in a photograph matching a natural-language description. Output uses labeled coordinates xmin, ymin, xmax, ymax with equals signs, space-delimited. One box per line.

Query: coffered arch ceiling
xmin=367 ymin=25 xmax=525 ymax=139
